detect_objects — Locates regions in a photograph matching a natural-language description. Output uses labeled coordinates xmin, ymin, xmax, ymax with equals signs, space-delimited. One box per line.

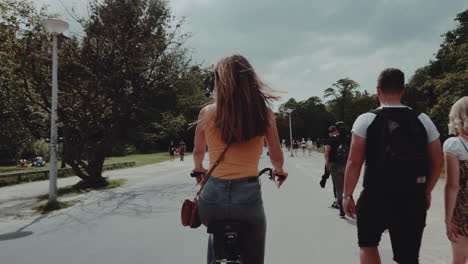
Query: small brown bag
xmin=181 ymin=145 xmax=230 ymax=228
xmin=181 ymin=198 xmax=201 ymax=228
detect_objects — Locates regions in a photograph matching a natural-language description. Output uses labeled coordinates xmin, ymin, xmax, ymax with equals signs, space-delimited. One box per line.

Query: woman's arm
xmin=193 ymin=107 xmax=208 ymax=171
xmin=444 ymin=152 xmax=460 ymax=223
xmin=265 ymin=110 xmax=285 ymax=173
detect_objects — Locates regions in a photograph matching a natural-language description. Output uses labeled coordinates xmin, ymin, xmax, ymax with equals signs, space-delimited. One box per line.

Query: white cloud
xmin=33 ymin=0 xmax=467 ymax=109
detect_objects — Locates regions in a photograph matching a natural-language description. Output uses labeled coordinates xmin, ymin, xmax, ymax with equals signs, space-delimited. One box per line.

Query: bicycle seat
xmin=207 ymin=221 xmax=243 ymax=234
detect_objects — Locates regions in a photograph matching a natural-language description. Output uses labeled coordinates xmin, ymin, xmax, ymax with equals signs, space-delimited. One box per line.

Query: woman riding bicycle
xmin=192 ymin=54 xmax=287 ymax=264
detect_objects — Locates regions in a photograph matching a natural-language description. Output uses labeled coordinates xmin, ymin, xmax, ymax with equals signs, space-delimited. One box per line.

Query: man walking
xmin=325 ymin=123 xmax=349 ymax=217
xmin=343 ymin=68 xmax=443 ymax=264
xmin=321 ymin=126 xmax=339 ymax=209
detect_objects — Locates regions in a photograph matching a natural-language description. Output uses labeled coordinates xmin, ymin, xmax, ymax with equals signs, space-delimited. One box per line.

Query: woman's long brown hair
xmin=214 ymin=55 xmax=279 ymax=143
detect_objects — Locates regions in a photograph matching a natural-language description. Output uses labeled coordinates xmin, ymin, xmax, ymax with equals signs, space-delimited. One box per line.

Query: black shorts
xmin=356 ymin=190 xmax=427 ymax=263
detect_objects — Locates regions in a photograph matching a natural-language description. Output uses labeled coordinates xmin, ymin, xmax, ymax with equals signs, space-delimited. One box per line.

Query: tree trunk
xmin=84 ymin=141 xmax=108 ymax=187
xmin=62 ymin=128 xmax=109 ymax=188
xmin=86 ymin=157 xmax=107 ymax=187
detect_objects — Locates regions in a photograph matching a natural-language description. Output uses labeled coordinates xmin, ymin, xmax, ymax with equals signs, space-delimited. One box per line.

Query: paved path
xmin=0 ymin=151 xmax=451 ymax=263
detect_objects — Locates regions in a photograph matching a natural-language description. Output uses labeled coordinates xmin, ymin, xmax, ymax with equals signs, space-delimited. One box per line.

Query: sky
xmin=34 ymin=0 xmax=467 ymax=106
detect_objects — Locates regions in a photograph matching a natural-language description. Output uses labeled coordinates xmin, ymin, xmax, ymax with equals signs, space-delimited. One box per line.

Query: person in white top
xmin=343 ymin=68 xmax=443 ymax=264
xmin=306 ymin=138 xmax=313 ymax=156
xmin=300 ymin=138 xmax=307 ymax=156
xmin=443 ymin=96 xmax=468 ymax=264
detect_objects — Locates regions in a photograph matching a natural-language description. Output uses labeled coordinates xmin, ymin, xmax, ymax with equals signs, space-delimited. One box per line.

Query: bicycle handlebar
xmin=258 ymin=168 xmax=286 ymax=183
xmin=190 ymin=168 xmax=286 ymax=186
xmin=190 ymin=171 xmax=205 ymax=177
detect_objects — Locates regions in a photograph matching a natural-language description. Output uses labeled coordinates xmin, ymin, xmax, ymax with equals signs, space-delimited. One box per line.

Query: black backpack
xmin=335 ymin=132 xmax=351 ymax=163
xmin=364 ymin=108 xmax=429 ymax=189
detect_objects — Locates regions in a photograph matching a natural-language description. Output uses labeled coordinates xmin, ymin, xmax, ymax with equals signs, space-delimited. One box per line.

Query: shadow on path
xmin=0 ymin=215 xmax=47 ymax=241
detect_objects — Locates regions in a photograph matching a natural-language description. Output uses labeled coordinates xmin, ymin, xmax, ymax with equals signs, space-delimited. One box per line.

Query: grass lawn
xmin=0 ymin=165 xmax=55 ymax=175
xmin=0 ymin=152 xmax=185 ymax=175
xmin=104 ymin=152 xmax=186 ymax=167
xmin=35 ymin=200 xmax=80 ymax=214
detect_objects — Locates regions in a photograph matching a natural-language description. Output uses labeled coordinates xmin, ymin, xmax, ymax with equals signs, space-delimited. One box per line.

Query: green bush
xmin=32 ymin=139 xmax=50 ymax=161
xmin=111 ymin=144 xmax=136 ymax=157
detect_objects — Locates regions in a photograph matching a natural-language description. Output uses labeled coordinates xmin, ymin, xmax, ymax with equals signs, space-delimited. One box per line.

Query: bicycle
xmin=190 ymin=168 xmax=285 ymax=264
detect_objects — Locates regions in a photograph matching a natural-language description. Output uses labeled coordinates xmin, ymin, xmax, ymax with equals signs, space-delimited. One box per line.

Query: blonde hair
xmin=214 ymin=54 xmax=279 ymax=143
xmin=448 ymin=96 xmax=468 ymax=136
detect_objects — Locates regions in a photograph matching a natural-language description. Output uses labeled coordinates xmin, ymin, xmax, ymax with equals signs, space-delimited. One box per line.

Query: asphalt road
xmin=0 ymin=150 xmax=452 ymax=264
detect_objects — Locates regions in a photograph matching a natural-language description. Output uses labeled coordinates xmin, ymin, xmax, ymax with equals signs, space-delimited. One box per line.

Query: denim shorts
xmin=198 ymin=176 xmax=266 ymax=264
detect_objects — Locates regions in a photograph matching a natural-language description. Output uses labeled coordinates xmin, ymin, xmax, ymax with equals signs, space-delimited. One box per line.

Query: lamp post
xmin=285 ymin=109 xmax=294 ymax=157
xmin=40 ymin=19 xmax=69 ymax=203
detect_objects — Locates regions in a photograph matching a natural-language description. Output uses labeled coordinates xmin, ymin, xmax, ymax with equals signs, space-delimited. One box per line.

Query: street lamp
xmin=285 ymin=109 xmax=294 ymax=157
xmin=40 ymin=19 xmax=69 ymax=203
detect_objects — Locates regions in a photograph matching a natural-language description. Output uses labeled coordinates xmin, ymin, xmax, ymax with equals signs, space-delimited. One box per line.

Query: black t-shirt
xmin=326 ymin=136 xmax=341 ymax=163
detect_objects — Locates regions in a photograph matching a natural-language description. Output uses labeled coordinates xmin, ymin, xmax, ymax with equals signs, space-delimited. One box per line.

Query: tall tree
xmin=0 ymin=0 xmax=49 ymax=165
xmin=277 ymin=97 xmax=334 ymax=141
xmin=0 ymin=0 xmax=209 ymax=172
xmin=57 ymin=0 xmax=192 ymax=186
xmin=7 ymin=0 xmax=194 ymax=186
xmin=132 ymin=65 xmax=210 ymax=153
xmin=405 ymin=9 xmax=468 ymax=138
xmin=324 ymin=78 xmax=360 ymax=125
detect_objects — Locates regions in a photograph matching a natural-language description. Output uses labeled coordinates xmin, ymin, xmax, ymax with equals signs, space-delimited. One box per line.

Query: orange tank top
xmin=204 ymin=107 xmax=264 ymax=180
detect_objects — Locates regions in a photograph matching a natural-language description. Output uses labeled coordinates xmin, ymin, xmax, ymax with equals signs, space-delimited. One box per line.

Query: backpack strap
xmin=369 ymin=108 xmax=382 ymax=115
xmin=458 ymin=138 xmax=468 ymax=154
xmin=369 ymin=107 xmax=420 ymax=117
xmin=408 ymin=108 xmax=422 ymax=119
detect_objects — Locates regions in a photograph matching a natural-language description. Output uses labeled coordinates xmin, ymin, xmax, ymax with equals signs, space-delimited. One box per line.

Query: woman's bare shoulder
xmin=199 ymin=104 xmax=216 ymax=120
xmin=203 ymin=103 xmax=216 ymax=111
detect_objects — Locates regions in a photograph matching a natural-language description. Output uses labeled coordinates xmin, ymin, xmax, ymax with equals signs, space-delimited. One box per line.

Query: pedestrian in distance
xmin=17 ymin=159 xmax=29 ymax=168
xmin=343 ymin=68 xmax=443 ymax=264
xmin=32 ymin=156 xmax=46 ymax=167
xmin=301 ymin=138 xmax=307 ymax=156
xmin=179 ymin=140 xmax=186 ymax=161
xmin=325 ymin=122 xmax=349 ymax=217
xmin=192 ymin=54 xmax=287 ymax=264
xmin=179 ymin=148 xmax=185 ymax=161
xmin=443 ymin=96 xmax=468 ymax=264
xmin=169 ymin=141 xmax=176 ymax=161
xmin=293 ymin=139 xmax=299 ymax=156
xmin=306 ymin=137 xmax=313 ymax=156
